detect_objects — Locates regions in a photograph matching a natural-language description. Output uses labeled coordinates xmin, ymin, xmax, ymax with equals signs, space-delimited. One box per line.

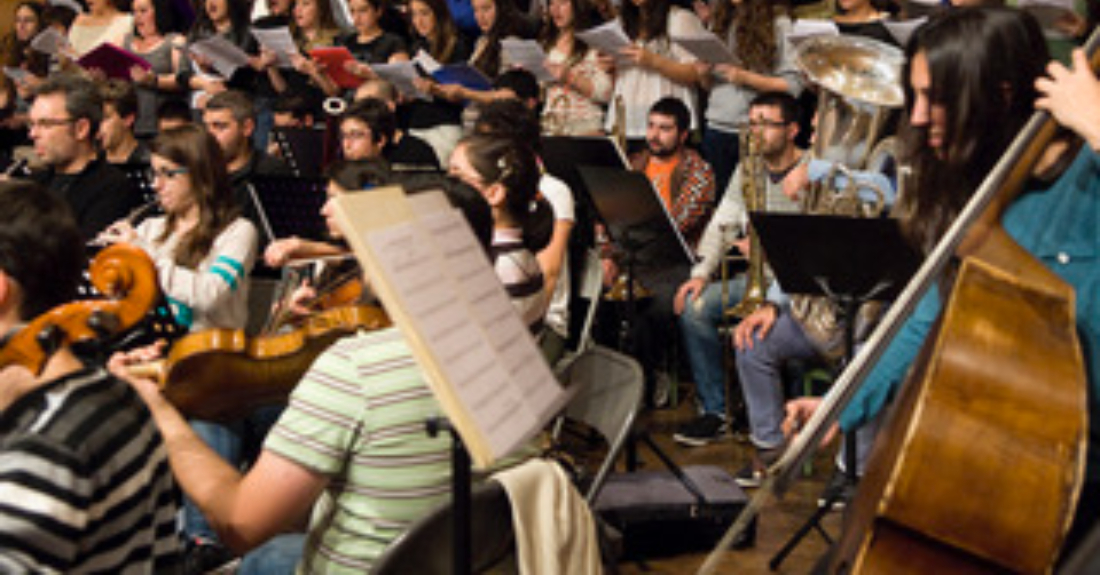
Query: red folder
xmin=78 ymin=43 xmax=152 ymax=81
xmin=309 ymin=46 xmax=364 ymax=90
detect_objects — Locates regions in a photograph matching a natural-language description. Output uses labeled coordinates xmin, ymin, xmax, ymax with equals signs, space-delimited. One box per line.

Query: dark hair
xmin=43 ymin=5 xmax=78 ymax=31
xmin=150 ymin=124 xmax=239 ymax=268
xmin=0 ymin=180 xmax=84 ymax=318
xmin=324 ymin=158 xmax=393 ymax=191
xmin=474 ymin=98 xmax=541 ymax=151
xmin=711 ymin=0 xmax=780 ymax=73
xmin=538 ymin=0 xmax=602 ymax=65
xmin=34 ymin=73 xmax=104 ymax=139
xmin=342 ymin=98 xmax=396 ymax=145
xmin=492 ymin=69 xmax=540 ymax=103
xmin=458 ymin=134 xmax=551 ymax=251
xmin=470 ymin=0 xmax=524 ymax=77
xmin=649 ymin=96 xmax=690 ymax=133
xmin=205 ymin=90 xmax=255 ymax=123
xmin=2 ymin=2 xmax=45 ymax=69
xmin=136 ymin=0 xmax=189 ymax=36
xmin=397 ymin=172 xmax=495 ymax=251
xmin=749 ymin=91 xmax=799 ymax=124
xmin=409 ymin=0 xmax=460 ymax=62
xmin=620 ymin=0 xmax=672 ymax=42
xmin=897 ymin=7 xmax=1047 ymax=254
xmin=293 ymin=0 xmax=341 ymax=41
xmin=100 ymin=78 xmax=139 ymax=119
xmin=188 ymin=0 xmax=253 ymax=45
xmin=272 ymin=93 xmax=316 ymax=122
xmin=156 ymin=97 xmax=192 ymax=124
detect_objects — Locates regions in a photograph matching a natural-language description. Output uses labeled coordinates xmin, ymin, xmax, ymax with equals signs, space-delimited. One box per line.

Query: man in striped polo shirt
xmin=113 ymin=176 xmax=497 ymax=573
xmin=0 ymin=180 xmax=181 ymax=572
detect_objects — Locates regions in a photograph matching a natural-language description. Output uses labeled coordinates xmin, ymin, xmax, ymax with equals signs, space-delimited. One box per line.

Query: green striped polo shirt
xmin=264 ymin=328 xmax=452 ymax=574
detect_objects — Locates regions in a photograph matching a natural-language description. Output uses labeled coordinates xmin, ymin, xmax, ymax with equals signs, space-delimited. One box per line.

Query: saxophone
xmin=725 ymin=127 xmax=767 ymax=319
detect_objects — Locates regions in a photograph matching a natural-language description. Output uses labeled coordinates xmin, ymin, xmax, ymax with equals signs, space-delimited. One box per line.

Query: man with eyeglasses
xmin=672 ymin=91 xmax=806 ymax=448
xmin=26 ymin=73 xmax=139 ymax=240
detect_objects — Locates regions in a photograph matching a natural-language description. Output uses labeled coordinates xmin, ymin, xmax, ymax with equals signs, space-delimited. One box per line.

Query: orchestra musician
xmin=782 ymin=6 xmax=1100 ymax=559
xmin=0 ymin=180 xmax=180 ymax=572
xmin=110 ymin=176 xmax=496 ymax=574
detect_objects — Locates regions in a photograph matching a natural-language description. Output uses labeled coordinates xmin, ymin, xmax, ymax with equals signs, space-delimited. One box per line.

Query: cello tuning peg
xmin=87 ymin=310 xmax=122 ymax=339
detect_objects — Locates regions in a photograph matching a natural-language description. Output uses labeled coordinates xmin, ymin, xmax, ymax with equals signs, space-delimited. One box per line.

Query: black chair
xmin=370 ymin=480 xmax=516 ymax=574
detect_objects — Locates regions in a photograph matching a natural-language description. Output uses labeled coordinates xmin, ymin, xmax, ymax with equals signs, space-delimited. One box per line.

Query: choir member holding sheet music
xmin=180 ymin=0 xmax=253 ymax=102
xmin=600 ymin=0 xmax=706 ymax=145
xmin=539 ymin=0 xmax=613 ymax=136
xmin=124 ymin=0 xmax=188 ymax=138
xmin=697 ymin=0 xmax=802 ymax=197
xmin=429 ymin=0 xmax=532 ymax=106
xmin=405 ymin=0 xmax=471 ymax=166
xmin=0 ymin=1 xmax=47 ymax=133
xmin=338 ymin=0 xmax=410 ymax=81
xmin=69 ymin=0 xmax=133 ymax=57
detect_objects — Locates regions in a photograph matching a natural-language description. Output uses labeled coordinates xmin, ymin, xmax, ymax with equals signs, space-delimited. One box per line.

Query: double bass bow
xmin=701 ymin=25 xmax=1100 ymax=575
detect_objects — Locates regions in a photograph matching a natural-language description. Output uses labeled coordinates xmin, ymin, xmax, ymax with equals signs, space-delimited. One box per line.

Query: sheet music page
xmin=787 ymin=19 xmax=839 ymax=45
xmin=576 ymin=20 xmax=632 ymax=62
xmin=672 ymin=32 xmax=735 ymax=65
xmin=333 ymin=189 xmax=568 ymax=467
xmin=251 ymin=26 xmax=297 ymax=68
xmin=30 ymin=28 xmax=70 ymax=56
xmin=882 ymin=18 xmax=926 ymax=47
xmin=189 ymin=36 xmax=251 ymax=78
xmin=500 ymin=39 xmax=554 ymax=82
xmin=371 ymin=61 xmax=427 ymax=99
xmin=413 ymin=49 xmax=442 ymax=74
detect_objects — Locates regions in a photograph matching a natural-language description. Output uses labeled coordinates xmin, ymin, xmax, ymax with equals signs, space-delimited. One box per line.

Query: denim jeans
xmin=238 ymin=533 xmax=306 ymax=575
xmin=736 ymin=312 xmax=820 ymax=450
xmin=183 ymin=405 xmax=286 ymax=541
xmin=678 ymin=278 xmax=746 ymax=416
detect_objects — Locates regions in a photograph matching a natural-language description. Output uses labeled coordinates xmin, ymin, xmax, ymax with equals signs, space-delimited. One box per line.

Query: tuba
xmin=791 ymin=34 xmax=906 ymax=356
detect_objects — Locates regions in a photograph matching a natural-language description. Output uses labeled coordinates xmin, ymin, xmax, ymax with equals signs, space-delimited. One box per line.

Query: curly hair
xmin=710 ymin=0 xmax=782 ymax=73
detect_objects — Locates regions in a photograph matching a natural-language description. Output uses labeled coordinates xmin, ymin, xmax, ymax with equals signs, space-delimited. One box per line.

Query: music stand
xmin=749 ymin=212 xmax=919 ymax=569
xmin=270 ymin=127 xmax=325 ymax=178
xmin=246 ymin=176 xmax=329 ymax=247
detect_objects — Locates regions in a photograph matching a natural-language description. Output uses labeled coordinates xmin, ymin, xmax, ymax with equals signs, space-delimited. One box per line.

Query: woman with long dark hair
xmin=98 ymin=124 xmax=258 ymax=331
xmin=539 ymin=0 xmax=613 ymax=135
xmin=124 ymin=0 xmax=188 ymax=138
xmin=0 ymin=1 xmax=47 ymax=128
xmin=404 ymin=0 xmax=470 ymax=165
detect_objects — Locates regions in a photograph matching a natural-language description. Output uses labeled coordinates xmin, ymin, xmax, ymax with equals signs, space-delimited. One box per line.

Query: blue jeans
xmin=736 ymin=312 xmax=820 ymax=450
xmin=183 ymin=405 xmax=286 ymax=541
xmin=702 ymin=127 xmax=741 ymax=203
xmin=238 ymin=533 xmax=305 ymax=575
xmin=678 ymin=278 xmax=746 ymax=416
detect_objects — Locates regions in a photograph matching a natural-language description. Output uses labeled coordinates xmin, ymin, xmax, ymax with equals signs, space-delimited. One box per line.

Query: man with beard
xmin=601 ymin=96 xmax=715 ymax=406
xmin=672 ymin=92 xmax=805 ymax=446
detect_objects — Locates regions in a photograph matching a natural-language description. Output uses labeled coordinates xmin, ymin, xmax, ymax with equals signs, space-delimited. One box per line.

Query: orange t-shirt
xmin=645 ymin=156 xmax=679 ymax=209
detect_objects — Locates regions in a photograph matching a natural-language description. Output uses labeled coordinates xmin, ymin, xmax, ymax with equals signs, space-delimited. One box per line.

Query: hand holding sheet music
xmin=576 ymin=20 xmax=633 ymax=64
xmin=501 ymin=39 xmax=554 ymax=82
xmin=672 ymin=32 xmax=735 ymax=65
xmin=251 ymin=27 xmax=298 ymax=68
xmin=189 ymin=36 xmax=251 ymax=78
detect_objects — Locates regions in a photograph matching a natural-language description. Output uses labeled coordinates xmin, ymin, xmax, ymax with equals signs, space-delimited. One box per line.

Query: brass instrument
xmin=725 ymin=127 xmax=767 ymax=319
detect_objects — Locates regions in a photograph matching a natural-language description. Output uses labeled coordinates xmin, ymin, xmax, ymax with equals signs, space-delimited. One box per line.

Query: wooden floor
xmin=610 ymin=388 xmax=845 ymax=575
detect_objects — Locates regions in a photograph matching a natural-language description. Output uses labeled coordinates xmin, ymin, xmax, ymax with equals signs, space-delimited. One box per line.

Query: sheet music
xmin=787 ymin=19 xmax=839 ymax=45
xmin=189 ymin=36 xmax=251 ymax=78
xmin=371 ymin=61 xmax=426 ymax=99
xmin=672 ymin=32 xmax=735 ymax=65
xmin=30 ymin=28 xmax=70 ymax=56
xmin=334 ymin=188 xmax=568 ymax=467
xmin=883 ymin=18 xmax=926 ymax=47
xmin=413 ymin=49 xmax=442 ymax=74
xmin=251 ymin=26 xmax=298 ymax=68
xmin=500 ymin=39 xmax=553 ymax=82
xmin=575 ymin=20 xmax=632 ymax=61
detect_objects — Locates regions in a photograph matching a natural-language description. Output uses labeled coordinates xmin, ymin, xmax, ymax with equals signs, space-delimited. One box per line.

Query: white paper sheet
xmin=30 ymin=28 xmax=70 ymax=56
xmin=576 ymin=20 xmax=632 ymax=63
xmin=371 ymin=61 xmax=427 ymax=100
xmin=251 ymin=26 xmax=298 ymax=68
xmin=672 ymin=32 xmax=735 ymax=65
xmin=189 ymin=36 xmax=251 ymax=78
xmin=501 ymin=38 xmax=554 ymax=82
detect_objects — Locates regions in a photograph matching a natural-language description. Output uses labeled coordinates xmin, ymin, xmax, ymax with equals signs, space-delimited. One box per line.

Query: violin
xmin=264 ymin=256 xmax=366 ymax=332
xmin=131 ymin=304 xmax=390 ymax=422
xmin=0 ymin=244 xmax=158 ymax=374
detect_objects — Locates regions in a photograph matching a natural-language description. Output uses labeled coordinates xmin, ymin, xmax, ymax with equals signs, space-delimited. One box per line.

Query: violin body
xmin=157 ymin=305 xmax=390 ymax=422
xmin=831 ymin=228 xmax=1087 ymax=574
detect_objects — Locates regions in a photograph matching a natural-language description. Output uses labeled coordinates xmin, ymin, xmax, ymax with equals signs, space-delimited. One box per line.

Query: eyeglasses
xmin=148 ymin=166 xmax=189 ymax=181
xmin=747 ymin=119 xmax=788 ymax=129
xmin=27 ymin=118 xmax=75 ymax=130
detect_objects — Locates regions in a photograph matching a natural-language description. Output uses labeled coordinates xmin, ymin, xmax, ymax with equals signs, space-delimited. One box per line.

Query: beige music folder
xmin=331 ymin=187 xmax=571 ymax=468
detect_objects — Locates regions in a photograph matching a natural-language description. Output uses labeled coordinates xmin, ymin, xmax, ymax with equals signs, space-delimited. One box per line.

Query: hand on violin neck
xmin=108 ymin=341 xmax=170 ymax=408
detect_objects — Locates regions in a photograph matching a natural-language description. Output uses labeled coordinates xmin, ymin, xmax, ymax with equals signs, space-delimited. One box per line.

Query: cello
xmin=701 ymin=19 xmax=1100 ymax=575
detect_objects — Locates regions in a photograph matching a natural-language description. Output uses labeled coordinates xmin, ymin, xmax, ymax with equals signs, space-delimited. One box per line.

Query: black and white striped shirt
xmin=0 ymin=367 xmax=181 ymax=573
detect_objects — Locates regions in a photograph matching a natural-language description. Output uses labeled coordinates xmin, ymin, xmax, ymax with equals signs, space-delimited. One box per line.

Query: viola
xmin=132 ymin=304 xmax=390 ymax=422
xmin=0 ymin=244 xmax=158 ymax=374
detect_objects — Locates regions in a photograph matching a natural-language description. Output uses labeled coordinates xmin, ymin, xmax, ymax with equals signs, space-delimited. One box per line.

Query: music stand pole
xmin=426 ymin=417 xmax=471 ymax=575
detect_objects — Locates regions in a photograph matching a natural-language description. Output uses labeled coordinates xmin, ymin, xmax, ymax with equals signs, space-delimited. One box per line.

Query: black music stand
xmin=748 ymin=212 xmax=920 ymax=569
xmin=247 ymin=176 xmax=330 ymax=246
xmin=270 ymin=127 xmax=325 ymax=178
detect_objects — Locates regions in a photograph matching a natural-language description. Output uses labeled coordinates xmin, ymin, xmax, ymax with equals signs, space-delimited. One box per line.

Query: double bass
xmin=702 ymin=24 xmax=1100 ymax=575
